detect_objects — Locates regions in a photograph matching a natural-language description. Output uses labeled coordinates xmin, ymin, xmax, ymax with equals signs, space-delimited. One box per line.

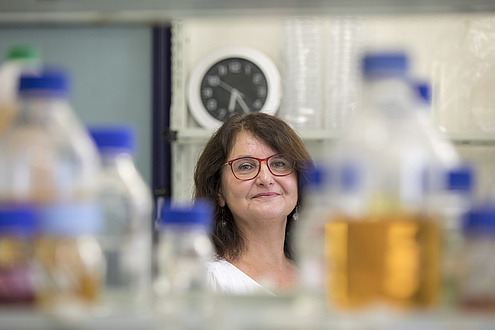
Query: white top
xmin=207 ymin=257 xmax=275 ymax=296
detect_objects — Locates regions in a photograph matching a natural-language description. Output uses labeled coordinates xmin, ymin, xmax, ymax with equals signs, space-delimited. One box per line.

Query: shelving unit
xmin=2 ymin=1 xmax=495 ymax=329
xmin=1 ymin=0 xmax=495 ymax=24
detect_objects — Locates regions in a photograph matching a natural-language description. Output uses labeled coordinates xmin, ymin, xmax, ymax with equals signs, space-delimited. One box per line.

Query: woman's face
xmin=218 ymin=131 xmax=298 ymax=226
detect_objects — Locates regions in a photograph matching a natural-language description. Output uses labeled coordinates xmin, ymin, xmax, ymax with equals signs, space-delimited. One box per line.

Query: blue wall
xmin=0 ymin=25 xmax=152 ymax=184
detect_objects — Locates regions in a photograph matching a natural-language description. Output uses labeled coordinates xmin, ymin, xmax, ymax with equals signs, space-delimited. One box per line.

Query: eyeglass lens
xmin=231 ymin=155 xmax=294 ymax=180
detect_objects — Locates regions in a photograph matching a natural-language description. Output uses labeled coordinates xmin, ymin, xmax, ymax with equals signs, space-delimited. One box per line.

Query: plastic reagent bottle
xmin=0 ymin=45 xmax=40 ymax=136
xmin=321 ymin=52 xmax=446 ymax=310
xmin=0 ymin=205 xmax=38 ymax=306
xmin=0 ymin=68 xmax=100 ymax=205
xmin=154 ymin=200 xmax=214 ymax=329
xmin=88 ymin=124 xmax=153 ymax=312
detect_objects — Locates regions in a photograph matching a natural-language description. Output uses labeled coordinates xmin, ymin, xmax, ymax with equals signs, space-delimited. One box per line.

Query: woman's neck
xmin=228 ymin=216 xmax=297 ymax=293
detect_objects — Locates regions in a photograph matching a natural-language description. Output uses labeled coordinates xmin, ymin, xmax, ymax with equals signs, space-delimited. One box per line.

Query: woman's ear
xmin=218 ymin=188 xmax=226 ymax=207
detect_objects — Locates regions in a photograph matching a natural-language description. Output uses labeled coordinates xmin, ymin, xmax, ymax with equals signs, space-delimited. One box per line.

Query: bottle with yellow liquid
xmin=35 ymin=202 xmax=104 ymax=317
xmin=304 ymin=52 xmax=466 ymax=312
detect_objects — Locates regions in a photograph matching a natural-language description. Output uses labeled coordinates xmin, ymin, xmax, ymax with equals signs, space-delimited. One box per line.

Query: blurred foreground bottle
xmin=154 ymin=200 xmax=214 ymax=329
xmin=0 ymin=68 xmax=100 ymax=205
xmin=297 ymin=52 xmax=471 ymax=312
xmin=88 ymin=124 xmax=153 ymax=313
xmin=35 ymin=202 xmax=104 ymax=318
xmin=458 ymin=180 xmax=495 ymax=311
xmin=0 ymin=205 xmax=38 ymax=306
xmin=0 ymin=45 xmax=40 ymax=136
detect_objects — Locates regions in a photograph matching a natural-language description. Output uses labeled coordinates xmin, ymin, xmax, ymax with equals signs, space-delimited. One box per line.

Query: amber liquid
xmin=0 ymin=238 xmax=35 ymax=305
xmin=325 ymin=213 xmax=440 ymax=309
xmin=0 ymin=104 xmax=16 ymax=136
xmin=34 ymin=237 xmax=102 ymax=309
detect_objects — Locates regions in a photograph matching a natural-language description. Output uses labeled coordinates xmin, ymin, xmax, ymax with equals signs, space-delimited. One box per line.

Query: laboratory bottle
xmin=293 ymin=165 xmax=330 ymax=320
xmin=459 ymin=204 xmax=495 ymax=311
xmin=88 ymin=124 xmax=153 ymax=312
xmin=34 ymin=202 xmax=104 ymax=317
xmin=0 ymin=204 xmax=38 ymax=306
xmin=154 ymin=200 xmax=214 ymax=329
xmin=0 ymin=68 xmax=100 ymax=205
xmin=0 ymin=45 xmax=40 ymax=136
xmin=438 ymin=166 xmax=474 ymax=308
xmin=321 ymin=52 xmax=447 ymax=310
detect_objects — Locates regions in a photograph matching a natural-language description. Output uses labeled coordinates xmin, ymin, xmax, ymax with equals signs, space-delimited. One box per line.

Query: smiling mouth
xmin=253 ymin=193 xmax=280 ymax=199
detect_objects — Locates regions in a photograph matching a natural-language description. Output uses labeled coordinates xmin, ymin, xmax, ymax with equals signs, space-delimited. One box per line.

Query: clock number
xmin=229 ymin=61 xmax=241 ymax=73
xmin=206 ymin=99 xmax=217 ymax=111
xmin=244 ymin=64 xmax=252 ymax=76
xmin=253 ymin=99 xmax=263 ymax=110
xmin=207 ymin=75 xmax=220 ymax=87
xmin=218 ymin=65 xmax=227 ymax=76
xmin=257 ymin=86 xmax=267 ymax=98
xmin=252 ymin=73 xmax=263 ymax=85
xmin=217 ymin=108 xmax=227 ymax=120
xmin=202 ymin=87 xmax=213 ymax=98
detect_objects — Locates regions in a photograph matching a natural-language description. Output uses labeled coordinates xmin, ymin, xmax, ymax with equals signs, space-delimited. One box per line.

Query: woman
xmin=194 ymin=113 xmax=313 ymax=295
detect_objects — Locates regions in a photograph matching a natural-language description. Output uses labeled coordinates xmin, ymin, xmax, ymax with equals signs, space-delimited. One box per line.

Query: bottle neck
xmin=17 ymin=94 xmax=69 ymax=123
xmin=99 ymin=150 xmax=135 ymax=167
xmin=363 ymin=75 xmax=415 ymax=119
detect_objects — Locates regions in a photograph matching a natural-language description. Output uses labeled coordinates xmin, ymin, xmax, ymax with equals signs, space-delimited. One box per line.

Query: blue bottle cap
xmin=446 ymin=165 xmax=473 ymax=192
xmin=463 ymin=205 xmax=495 ymax=235
xmin=0 ymin=205 xmax=38 ymax=236
xmin=415 ymin=82 xmax=431 ymax=104
xmin=340 ymin=162 xmax=361 ymax=192
xmin=40 ymin=202 xmax=102 ymax=236
xmin=88 ymin=124 xmax=136 ymax=154
xmin=160 ymin=200 xmax=213 ymax=228
xmin=304 ymin=165 xmax=326 ymax=188
xmin=362 ymin=52 xmax=409 ymax=77
xmin=19 ymin=67 xmax=69 ymax=95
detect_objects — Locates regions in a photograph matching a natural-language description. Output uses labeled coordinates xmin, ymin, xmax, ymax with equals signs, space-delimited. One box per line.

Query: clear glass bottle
xmin=35 ymin=202 xmax=104 ymax=317
xmin=438 ymin=166 xmax=474 ymax=308
xmin=294 ymin=166 xmax=329 ymax=320
xmin=319 ymin=53 xmax=448 ymax=310
xmin=88 ymin=124 xmax=153 ymax=312
xmin=154 ymin=200 xmax=214 ymax=329
xmin=0 ymin=68 xmax=100 ymax=205
xmin=0 ymin=45 xmax=40 ymax=136
xmin=459 ymin=205 xmax=495 ymax=311
xmin=0 ymin=204 xmax=38 ymax=306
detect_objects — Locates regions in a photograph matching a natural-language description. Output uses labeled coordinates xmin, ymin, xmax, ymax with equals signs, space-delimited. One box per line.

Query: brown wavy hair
xmin=193 ymin=113 xmax=313 ymax=261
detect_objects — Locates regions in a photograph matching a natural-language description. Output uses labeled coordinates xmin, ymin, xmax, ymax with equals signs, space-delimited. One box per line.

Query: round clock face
xmin=187 ymin=47 xmax=281 ymax=129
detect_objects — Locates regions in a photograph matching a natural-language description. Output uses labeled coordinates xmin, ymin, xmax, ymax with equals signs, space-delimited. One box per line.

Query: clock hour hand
xmin=218 ymin=80 xmax=245 ymax=98
xmin=233 ymin=91 xmax=250 ymax=114
xmin=228 ymin=91 xmax=237 ymax=112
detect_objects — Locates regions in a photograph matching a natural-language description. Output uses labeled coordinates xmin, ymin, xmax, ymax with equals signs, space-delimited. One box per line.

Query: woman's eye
xmin=271 ymin=161 xmax=286 ymax=168
xmin=237 ymin=162 xmax=255 ymax=172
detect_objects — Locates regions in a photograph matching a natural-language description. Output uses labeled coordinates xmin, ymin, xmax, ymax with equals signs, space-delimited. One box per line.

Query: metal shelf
xmin=174 ymin=127 xmax=495 ymax=145
xmin=1 ymin=0 xmax=495 ymax=24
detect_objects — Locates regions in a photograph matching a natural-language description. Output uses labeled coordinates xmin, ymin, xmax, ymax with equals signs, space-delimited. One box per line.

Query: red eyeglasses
xmin=224 ymin=154 xmax=295 ymax=181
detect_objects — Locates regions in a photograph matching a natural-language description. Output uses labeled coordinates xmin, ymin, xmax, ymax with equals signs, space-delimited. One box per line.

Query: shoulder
xmin=206 ymin=257 xmax=275 ymax=296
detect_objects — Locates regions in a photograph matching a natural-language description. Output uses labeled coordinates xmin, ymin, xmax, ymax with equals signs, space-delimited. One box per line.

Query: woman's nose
xmin=255 ymin=162 xmax=274 ymax=185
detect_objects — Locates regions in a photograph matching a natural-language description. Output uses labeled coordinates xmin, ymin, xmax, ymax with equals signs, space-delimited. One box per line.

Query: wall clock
xmin=187 ymin=46 xmax=281 ymax=129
